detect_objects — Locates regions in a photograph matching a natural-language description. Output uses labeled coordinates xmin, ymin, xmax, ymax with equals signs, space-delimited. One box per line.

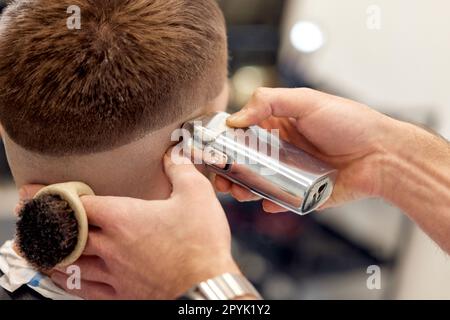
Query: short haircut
xmin=0 ymin=0 xmax=227 ymax=155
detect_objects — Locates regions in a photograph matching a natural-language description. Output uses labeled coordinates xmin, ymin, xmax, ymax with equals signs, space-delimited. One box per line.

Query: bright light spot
xmin=232 ymin=66 xmax=266 ymax=106
xmin=290 ymin=21 xmax=324 ymax=53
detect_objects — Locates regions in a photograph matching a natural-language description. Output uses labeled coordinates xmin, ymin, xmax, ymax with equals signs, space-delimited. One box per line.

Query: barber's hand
xmin=216 ymin=87 xmax=396 ymax=212
xmin=18 ymin=153 xmax=240 ymax=300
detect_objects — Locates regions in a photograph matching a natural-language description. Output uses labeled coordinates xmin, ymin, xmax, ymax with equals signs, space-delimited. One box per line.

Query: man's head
xmin=0 ymin=0 xmax=228 ymax=199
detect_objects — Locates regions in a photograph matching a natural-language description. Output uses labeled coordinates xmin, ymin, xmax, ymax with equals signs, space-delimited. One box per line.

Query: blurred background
xmin=1 ymin=0 xmax=450 ymax=299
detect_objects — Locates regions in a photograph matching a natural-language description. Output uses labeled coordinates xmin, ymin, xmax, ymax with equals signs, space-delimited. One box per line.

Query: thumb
xmin=164 ymin=149 xmax=214 ymax=198
xmin=227 ymin=87 xmax=323 ymax=128
xmin=80 ymin=195 xmax=127 ymax=228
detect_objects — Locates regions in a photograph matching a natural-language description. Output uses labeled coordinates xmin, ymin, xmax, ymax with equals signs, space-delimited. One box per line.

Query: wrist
xmin=376 ymin=119 xmax=450 ymax=209
xmin=372 ymin=118 xmax=409 ymax=199
xmin=174 ymin=253 xmax=242 ymax=298
xmin=356 ymin=115 xmax=403 ymax=199
xmin=375 ymin=119 xmax=421 ymax=202
xmin=375 ymin=119 xmax=450 ymax=253
xmin=183 ymin=272 xmax=262 ymax=301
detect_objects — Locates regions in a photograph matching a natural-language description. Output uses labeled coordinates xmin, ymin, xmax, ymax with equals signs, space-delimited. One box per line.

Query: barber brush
xmin=16 ymin=182 xmax=94 ymax=271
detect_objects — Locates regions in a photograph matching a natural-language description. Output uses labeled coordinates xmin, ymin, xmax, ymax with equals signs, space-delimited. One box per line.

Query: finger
xmin=214 ymin=175 xmax=232 ymax=193
xmin=216 ymin=172 xmax=262 ymax=203
xmin=262 ymin=199 xmax=288 ymax=213
xmin=230 ymin=184 xmax=261 ymax=202
xmin=18 ymin=184 xmax=46 ymax=201
xmin=55 ymin=255 xmax=110 ymax=283
xmin=80 ymin=195 xmax=119 ymax=228
xmin=51 ymin=271 xmax=115 ymax=300
xmin=82 ymin=229 xmax=108 ymax=257
xmin=164 ymin=150 xmax=214 ymax=198
xmin=227 ymin=87 xmax=325 ymax=128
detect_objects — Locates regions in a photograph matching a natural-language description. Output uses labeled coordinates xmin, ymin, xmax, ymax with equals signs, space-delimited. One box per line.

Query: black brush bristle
xmin=16 ymin=194 xmax=79 ymax=270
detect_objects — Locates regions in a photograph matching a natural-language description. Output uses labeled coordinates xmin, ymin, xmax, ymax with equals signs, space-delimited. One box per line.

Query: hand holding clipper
xmin=182 ymin=112 xmax=337 ymax=215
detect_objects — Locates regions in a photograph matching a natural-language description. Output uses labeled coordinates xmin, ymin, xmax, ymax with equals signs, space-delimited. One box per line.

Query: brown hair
xmin=0 ymin=0 xmax=227 ymax=155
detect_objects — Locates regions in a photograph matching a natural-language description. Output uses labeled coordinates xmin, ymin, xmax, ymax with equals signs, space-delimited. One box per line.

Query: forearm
xmin=379 ymin=120 xmax=450 ymax=253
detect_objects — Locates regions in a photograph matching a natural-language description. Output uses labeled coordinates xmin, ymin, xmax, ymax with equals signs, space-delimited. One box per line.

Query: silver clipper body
xmin=182 ymin=112 xmax=337 ymax=215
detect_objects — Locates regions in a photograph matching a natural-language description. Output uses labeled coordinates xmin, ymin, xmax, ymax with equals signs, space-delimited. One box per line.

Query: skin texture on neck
xmin=1 ymin=84 xmax=229 ymax=201
xmin=3 ymin=122 xmax=178 ymax=200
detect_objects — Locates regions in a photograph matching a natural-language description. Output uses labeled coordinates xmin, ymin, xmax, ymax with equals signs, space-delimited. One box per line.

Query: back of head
xmin=0 ymin=0 xmax=227 ymax=156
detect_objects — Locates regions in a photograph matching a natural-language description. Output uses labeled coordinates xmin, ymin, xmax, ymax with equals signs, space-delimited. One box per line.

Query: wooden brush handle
xmin=35 ymin=182 xmax=95 ymax=267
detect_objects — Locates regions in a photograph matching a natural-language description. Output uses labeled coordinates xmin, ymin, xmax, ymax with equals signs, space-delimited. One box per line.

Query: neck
xmin=3 ymin=123 xmax=180 ymax=200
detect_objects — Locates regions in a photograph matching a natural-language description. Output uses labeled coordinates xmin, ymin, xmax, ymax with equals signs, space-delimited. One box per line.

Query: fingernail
xmin=227 ymin=113 xmax=247 ymax=125
xmin=228 ymin=112 xmax=244 ymax=121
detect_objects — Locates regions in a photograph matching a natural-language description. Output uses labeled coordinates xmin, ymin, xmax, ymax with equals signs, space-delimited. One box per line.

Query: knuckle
xmin=252 ymin=87 xmax=269 ymax=101
xmin=87 ymin=235 xmax=105 ymax=256
xmin=92 ymin=238 xmax=114 ymax=261
xmin=297 ymin=87 xmax=316 ymax=96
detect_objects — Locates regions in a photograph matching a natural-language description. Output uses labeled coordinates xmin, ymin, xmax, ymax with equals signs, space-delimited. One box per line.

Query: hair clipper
xmin=181 ymin=112 xmax=337 ymax=215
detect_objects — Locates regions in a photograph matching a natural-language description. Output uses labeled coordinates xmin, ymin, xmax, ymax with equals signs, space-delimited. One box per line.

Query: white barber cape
xmin=0 ymin=240 xmax=82 ymax=300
